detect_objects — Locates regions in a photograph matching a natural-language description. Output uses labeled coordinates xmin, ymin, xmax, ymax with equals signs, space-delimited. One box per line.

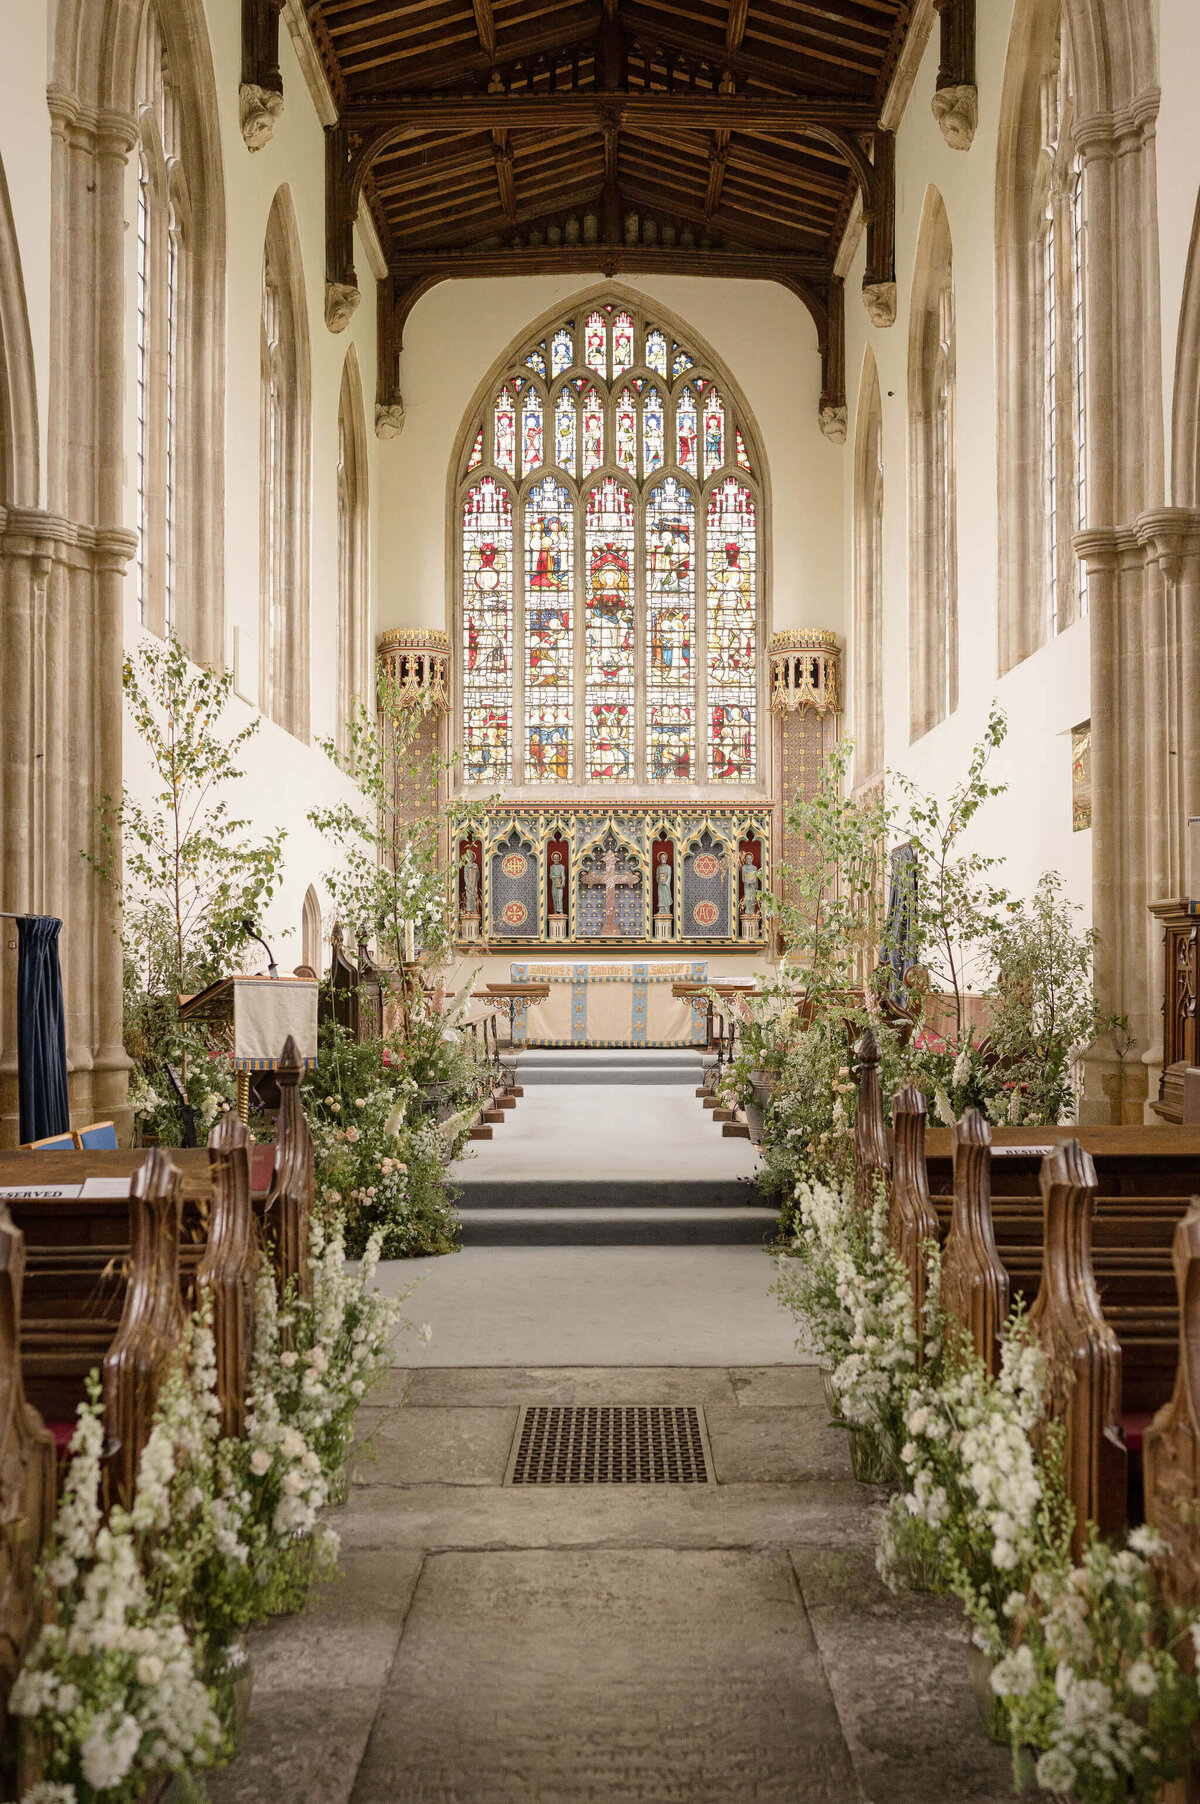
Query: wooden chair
xmin=23 ymin=1132 xmax=75 ymax=1152
xmin=262 ymin=1035 xmax=313 ymax=1300
xmin=101 ymin=1148 xmax=187 ymax=1512
xmin=74 ymin=1121 xmax=118 ymax=1151
xmin=1027 ymin=1141 xmax=1127 ymax=1556
xmin=0 ymin=1204 xmax=55 ymax=1722
xmin=939 ymin=1110 xmax=1009 ymax=1377
xmin=198 ymin=1114 xmax=258 ymax=1438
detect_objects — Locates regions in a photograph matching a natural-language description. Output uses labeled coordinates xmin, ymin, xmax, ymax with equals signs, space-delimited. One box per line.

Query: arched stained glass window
xmin=456 ymin=298 xmax=763 ymax=788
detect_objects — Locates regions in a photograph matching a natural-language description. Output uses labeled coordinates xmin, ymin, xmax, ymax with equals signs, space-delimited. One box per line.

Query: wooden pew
xmin=0 ymin=1204 xmax=56 ymax=1722
xmin=887 ymin=1085 xmax=938 ymax=1346
xmin=852 ymin=1027 xmax=890 ymax=1213
xmin=262 ymin=1035 xmax=312 ymax=1300
xmin=1144 ymin=1198 xmax=1200 ymax=1605
xmin=939 ymin=1109 xmax=1009 ymax=1376
xmin=197 ymin=1114 xmax=257 ymax=1438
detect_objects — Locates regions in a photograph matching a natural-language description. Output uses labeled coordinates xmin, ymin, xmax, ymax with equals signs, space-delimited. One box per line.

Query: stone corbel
xmin=932 ymin=0 xmax=977 ymax=151
xmin=240 ymin=0 xmax=285 ymax=151
xmin=862 ymin=130 xmax=896 ymax=325
xmin=375 ymin=402 xmax=406 ymax=440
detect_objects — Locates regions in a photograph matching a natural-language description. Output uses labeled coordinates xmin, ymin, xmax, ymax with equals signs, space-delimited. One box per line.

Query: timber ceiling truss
xmin=242 ymin=2 xmax=978 ymax=437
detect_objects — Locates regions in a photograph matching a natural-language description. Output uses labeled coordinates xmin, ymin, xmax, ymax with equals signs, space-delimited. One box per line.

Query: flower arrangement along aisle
xmin=10 ymin=1217 xmax=411 ymax=1801
xmin=747 ymin=709 xmax=1126 ymax=1231
xmin=775 ymin=1174 xmax=1200 ymax=1802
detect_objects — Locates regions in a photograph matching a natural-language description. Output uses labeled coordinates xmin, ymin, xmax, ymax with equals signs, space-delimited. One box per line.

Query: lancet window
xmin=134 ymin=4 xmax=183 ymax=638
xmin=457 ymin=299 xmax=763 ymax=789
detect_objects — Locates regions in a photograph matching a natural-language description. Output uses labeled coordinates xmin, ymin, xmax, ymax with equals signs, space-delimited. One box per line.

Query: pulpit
xmin=179 ymin=975 xmax=319 ymax=1120
xmin=1149 ymin=900 xmax=1200 ymax=1122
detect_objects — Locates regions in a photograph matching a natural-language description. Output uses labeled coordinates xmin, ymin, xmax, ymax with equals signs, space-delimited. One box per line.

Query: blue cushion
xmin=78 ymin=1123 xmax=118 ymax=1150
xmin=26 ymin=1132 xmax=76 ymax=1151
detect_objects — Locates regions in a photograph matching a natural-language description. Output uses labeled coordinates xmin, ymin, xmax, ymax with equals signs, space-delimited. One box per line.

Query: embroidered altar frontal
xmin=510 ymin=961 xmax=709 ymax=1047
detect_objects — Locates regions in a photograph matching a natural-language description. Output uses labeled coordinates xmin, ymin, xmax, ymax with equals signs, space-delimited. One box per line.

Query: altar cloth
xmin=509 ymin=961 xmax=709 ymax=1047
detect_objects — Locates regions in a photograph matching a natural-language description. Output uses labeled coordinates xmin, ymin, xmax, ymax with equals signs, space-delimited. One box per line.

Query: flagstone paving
xmin=208 ymin=1364 xmax=1016 ymax=1804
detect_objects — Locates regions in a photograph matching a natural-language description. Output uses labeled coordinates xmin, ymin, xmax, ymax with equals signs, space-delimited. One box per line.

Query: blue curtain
xmin=17 ymin=915 xmax=70 ymax=1144
xmin=883 ymin=844 xmax=918 ymax=1003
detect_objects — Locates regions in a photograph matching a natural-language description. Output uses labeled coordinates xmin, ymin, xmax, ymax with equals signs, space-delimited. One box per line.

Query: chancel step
xmin=456 ymin=1206 xmax=777 ymax=1248
xmin=512 ymin=1049 xmax=712 ymax=1088
xmin=455 ymin=1178 xmax=754 ymax=1209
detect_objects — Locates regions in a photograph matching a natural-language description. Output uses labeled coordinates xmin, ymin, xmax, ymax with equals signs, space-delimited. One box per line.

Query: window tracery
xmin=458 ymin=299 xmax=762 ymax=789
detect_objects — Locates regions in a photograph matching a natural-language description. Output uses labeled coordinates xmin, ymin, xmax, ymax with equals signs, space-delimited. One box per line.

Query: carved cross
xmin=580 ymin=848 xmax=639 ymax=937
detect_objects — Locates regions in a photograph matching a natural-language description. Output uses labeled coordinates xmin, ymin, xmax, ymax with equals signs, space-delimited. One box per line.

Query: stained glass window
xmin=584 ymin=311 xmax=606 ymax=376
xmin=585 ymin=478 xmax=635 ymax=780
xmin=458 ymin=300 xmax=761 ymax=787
xmin=612 ymin=311 xmax=635 ymax=375
xmin=551 ymin=327 xmax=573 ymax=376
xmin=706 ymin=479 xmax=757 ymax=782
xmin=494 ymin=388 xmax=516 ymax=476
xmin=582 ymin=385 xmax=604 ymax=476
xmin=646 ymin=479 xmax=695 ymax=781
xmin=702 ymin=388 xmax=725 ymax=478
xmin=521 ymin=388 xmax=543 ymax=476
xmin=553 ymin=389 xmax=576 ymax=475
xmin=614 ymin=388 xmax=638 ymax=474
xmin=643 ymin=387 xmax=665 ymax=474
xmin=525 ymin=477 xmax=573 ymax=782
xmin=462 ymin=478 xmax=513 ymax=782
xmin=677 ymin=390 xmax=698 ymax=475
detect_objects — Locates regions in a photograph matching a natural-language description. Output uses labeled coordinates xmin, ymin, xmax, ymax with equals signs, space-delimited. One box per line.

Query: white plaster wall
xmin=0 ymin=1 xmax=52 ymax=504
xmin=116 ymin=0 xmax=381 ymax=970
xmin=842 ymin=0 xmax=1093 ymax=922
xmin=377 ymin=273 xmax=843 ymax=639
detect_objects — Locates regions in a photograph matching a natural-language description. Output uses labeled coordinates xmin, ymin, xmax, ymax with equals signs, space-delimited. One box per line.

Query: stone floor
xmin=209 ymin=1363 xmax=1017 ymax=1804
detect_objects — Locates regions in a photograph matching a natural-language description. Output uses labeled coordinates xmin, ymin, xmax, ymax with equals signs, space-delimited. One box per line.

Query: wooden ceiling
xmin=307 ymin=0 xmax=912 ymax=266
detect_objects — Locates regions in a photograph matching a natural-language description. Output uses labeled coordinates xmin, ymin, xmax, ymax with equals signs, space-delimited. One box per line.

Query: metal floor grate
xmin=506 ymin=1404 xmax=712 ymax=1485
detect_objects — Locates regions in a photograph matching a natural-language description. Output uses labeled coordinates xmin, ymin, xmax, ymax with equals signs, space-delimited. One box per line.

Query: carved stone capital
xmin=861 ymin=280 xmax=896 ymax=328
xmin=931 ymin=83 xmax=978 ymax=150
xmin=819 ymin=403 xmax=847 ymax=444
xmin=239 ymin=82 xmax=284 ymax=152
xmin=375 ymin=401 xmax=406 ymax=440
xmin=325 ymin=281 xmax=361 ymax=333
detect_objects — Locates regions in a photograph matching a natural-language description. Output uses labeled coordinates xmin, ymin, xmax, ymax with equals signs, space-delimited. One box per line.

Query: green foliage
xmin=95 ymin=633 xmax=286 ymax=1001
xmin=301 ymin=1017 xmax=484 ymax=1258
xmin=890 ymin=703 xmax=1011 ymax=1041
xmin=308 ymin=673 xmax=487 ymax=968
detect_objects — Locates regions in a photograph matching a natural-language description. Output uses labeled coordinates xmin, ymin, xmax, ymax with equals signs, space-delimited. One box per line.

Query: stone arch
xmin=302 ymin=885 xmax=323 ymax=976
xmin=852 ymin=346 xmax=883 ymax=783
xmin=1172 ymin=186 xmax=1200 ymax=510
xmin=261 ymin=184 xmax=313 ymax=741
xmin=907 ymin=187 xmax=957 ymax=741
xmin=0 ymin=150 xmax=38 ymax=510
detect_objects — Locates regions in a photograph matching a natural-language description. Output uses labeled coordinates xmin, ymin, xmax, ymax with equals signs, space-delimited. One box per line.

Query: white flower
xmin=280 ymin=1350 xmax=298 ymax=1369
xmin=990 ymin=1643 xmax=1036 ymax=1698
xmin=250 ymin=1447 xmax=272 ymax=1476
xmin=419 ymin=1323 xmax=433 ymax=1344
xmin=1035 ymin=1748 xmax=1076 ymax=1794
xmin=80 ymin=1710 xmax=141 ymax=1790
xmin=281 ymin=1428 xmax=306 ymax=1459
xmin=1128 ymin=1525 xmax=1164 ymax=1559
xmin=137 ymin=1654 xmax=165 ymax=1686
xmin=306 ymin=1345 xmax=329 ymax=1374
xmin=1126 ymin=1659 xmax=1158 ymax=1698
xmin=20 ymin=1786 xmax=78 ymax=1803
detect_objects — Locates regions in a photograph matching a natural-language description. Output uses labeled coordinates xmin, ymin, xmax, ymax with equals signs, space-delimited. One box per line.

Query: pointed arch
xmin=1173 ymin=186 xmax=1200 ymax=510
xmin=852 ymin=347 xmax=883 ymax=782
xmin=260 ymin=184 xmax=312 ymax=741
xmin=302 ymin=885 xmax=323 ymax=976
xmin=336 ymin=345 xmax=370 ymax=758
xmin=130 ymin=0 xmax=226 ymax=662
xmin=452 ymin=284 xmax=768 ymax=793
xmin=908 ymin=187 xmax=957 ymax=741
xmin=996 ymin=0 xmax=1087 ymax=672
xmin=0 ymin=151 xmax=38 ymax=509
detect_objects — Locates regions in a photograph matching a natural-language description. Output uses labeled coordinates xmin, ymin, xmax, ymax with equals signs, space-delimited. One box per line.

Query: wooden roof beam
xmin=339 ymin=93 xmax=880 ymax=132
xmin=931 ymin=0 xmax=978 ymax=149
xmin=329 ymin=3 xmax=597 ymax=89
xmin=472 ymin=0 xmax=497 ymax=63
xmin=619 ymin=8 xmax=875 ymax=98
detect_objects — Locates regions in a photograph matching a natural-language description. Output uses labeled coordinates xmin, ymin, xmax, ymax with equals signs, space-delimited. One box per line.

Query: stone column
xmin=1073 ymin=81 xmax=1167 ymax=1123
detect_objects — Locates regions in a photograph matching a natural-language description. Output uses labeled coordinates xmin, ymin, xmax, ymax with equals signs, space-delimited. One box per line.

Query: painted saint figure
xmin=462 ymin=847 xmax=480 ymax=916
xmin=656 ymin=852 xmax=673 ymax=917
xmin=549 ymin=851 xmax=566 ymax=916
xmin=740 ymin=853 xmax=761 ymax=918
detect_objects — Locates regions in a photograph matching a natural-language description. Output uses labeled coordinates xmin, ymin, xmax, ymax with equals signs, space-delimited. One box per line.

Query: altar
xmin=509 ymin=961 xmax=711 ymax=1047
